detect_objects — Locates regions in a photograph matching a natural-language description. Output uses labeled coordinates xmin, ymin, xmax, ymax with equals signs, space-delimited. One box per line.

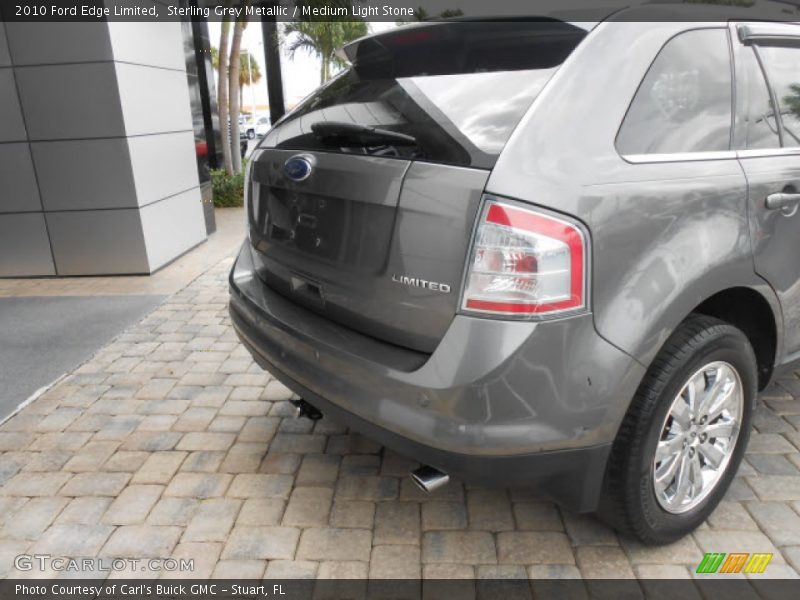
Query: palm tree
xmin=283 ymin=4 xmax=367 ymax=84
xmin=229 ymin=12 xmax=246 ymax=173
xmin=239 ymin=50 xmax=263 ymax=112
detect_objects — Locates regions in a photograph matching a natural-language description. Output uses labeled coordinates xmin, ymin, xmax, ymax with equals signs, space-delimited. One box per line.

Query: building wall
xmin=0 ymin=18 xmax=207 ymax=277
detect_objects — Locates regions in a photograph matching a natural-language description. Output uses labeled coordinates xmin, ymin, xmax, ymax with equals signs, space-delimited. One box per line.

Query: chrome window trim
xmin=621 ymin=147 xmax=800 ymax=164
xmin=621 ymin=151 xmax=737 ymax=164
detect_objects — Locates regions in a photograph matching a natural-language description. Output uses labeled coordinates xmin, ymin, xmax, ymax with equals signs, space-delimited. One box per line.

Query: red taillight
xmin=462 ymin=197 xmax=587 ymax=317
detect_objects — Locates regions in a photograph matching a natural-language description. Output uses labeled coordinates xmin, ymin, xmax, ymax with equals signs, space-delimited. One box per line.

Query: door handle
xmin=765 ymin=193 xmax=800 ymax=211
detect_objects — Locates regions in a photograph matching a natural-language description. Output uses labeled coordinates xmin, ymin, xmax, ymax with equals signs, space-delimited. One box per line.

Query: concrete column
xmin=0 ymin=15 xmax=207 ymax=277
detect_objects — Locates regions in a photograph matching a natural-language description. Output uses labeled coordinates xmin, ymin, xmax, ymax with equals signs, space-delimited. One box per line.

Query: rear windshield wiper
xmin=311 ymin=121 xmax=418 ymax=147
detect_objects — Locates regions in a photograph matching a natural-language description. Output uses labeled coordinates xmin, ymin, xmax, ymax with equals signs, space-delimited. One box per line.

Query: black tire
xmin=598 ymin=314 xmax=757 ymax=544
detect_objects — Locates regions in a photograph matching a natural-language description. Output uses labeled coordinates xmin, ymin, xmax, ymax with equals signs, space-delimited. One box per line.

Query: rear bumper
xmin=229 ymin=242 xmax=645 ymax=512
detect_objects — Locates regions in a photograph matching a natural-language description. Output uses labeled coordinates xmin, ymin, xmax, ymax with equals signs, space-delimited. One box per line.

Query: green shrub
xmin=210 ymin=162 xmax=247 ymax=207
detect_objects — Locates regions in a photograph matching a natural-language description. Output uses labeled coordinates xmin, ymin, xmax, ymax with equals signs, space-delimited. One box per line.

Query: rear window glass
xmin=617 ymin=29 xmax=733 ymax=156
xmin=757 ymin=43 xmax=800 ymax=147
xmin=262 ymin=22 xmax=588 ymax=169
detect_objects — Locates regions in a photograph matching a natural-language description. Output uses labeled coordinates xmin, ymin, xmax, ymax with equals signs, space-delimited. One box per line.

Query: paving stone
xmin=191 ymin=386 xmax=232 ymax=407
xmin=264 ymin=560 xmax=318 ymax=579
xmin=131 ymin=451 xmax=187 ymax=484
xmin=296 ymin=528 xmax=372 ymax=561
xmin=747 ymin=433 xmax=796 ymax=454
xmin=173 ymin=408 xmax=217 ymax=432
xmin=562 ymin=512 xmax=618 ymax=546
xmin=237 ymin=416 xmax=282 ymax=443
xmin=747 ymin=475 xmax=800 ymax=501
xmin=209 ymin=415 xmax=247 ymax=433
xmin=237 ymin=498 xmax=286 ymax=526
xmin=422 ymin=531 xmax=497 ymax=565
xmin=183 ymin=498 xmax=241 ymax=542
xmin=219 ymin=442 xmax=268 ymax=473
xmin=0 ymin=497 xmax=68 ymax=540
xmin=120 ymin=431 xmax=182 ymax=452
xmin=101 ymin=525 xmax=182 ymax=558
xmin=634 ymin=564 xmax=694 ymax=579
xmin=212 ymin=560 xmax=266 ymax=578
xmin=31 ymin=524 xmax=114 ymax=556
xmin=264 ymin=380 xmax=294 ymax=401
xmin=137 ymin=415 xmax=178 ymax=431
xmin=329 ymin=500 xmax=375 ymax=529
xmin=164 ymin=473 xmax=232 ymax=498
xmin=221 ymin=526 xmax=300 ymax=560
xmin=170 ymin=541 xmax=222 ymax=579
xmin=422 ymin=501 xmax=468 ymax=531
xmin=282 ymin=487 xmax=333 ymax=528
xmin=176 ymin=432 xmax=236 ymax=452
xmin=181 ymin=451 xmax=226 ymax=473
xmin=20 ymin=450 xmax=71 ymax=472
xmin=374 ymin=502 xmax=420 ymax=545
xmin=370 ymin=545 xmax=421 ymax=579
xmin=621 ymin=535 xmax=703 ymax=565
xmin=512 ymin=502 xmax=564 ymax=531
xmin=706 ymin=501 xmax=760 ymax=530
xmin=259 ymin=452 xmax=302 ymax=475
xmin=723 ymin=478 xmax=757 ymax=502
xmin=296 ymin=454 xmax=340 ymax=487
xmin=335 ymin=476 xmax=399 ymax=501
xmin=576 ymin=546 xmax=636 ymax=579
xmin=93 ymin=416 xmax=144 ymax=441
xmin=56 ymin=497 xmax=112 ymax=525
xmin=747 ymin=454 xmax=800 ymax=475
xmin=227 ymin=474 xmax=293 ymax=499
xmin=270 ymin=433 xmax=327 ymax=454
xmin=466 ymin=490 xmax=514 ymax=532
xmin=35 ymin=408 xmax=82 ymax=432
xmin=783 ymin=546 xmax=800 ymax=573
xmin=59 ymin=472 xmax=130 ymax=497
xmin=102 ymin=485 xmax=163 ymax=525
xmin=103 ymin=451 xmax=149 ymax=472
xmin=745 ymin=501 xmax=800 ymax=546
xmin=62 ymin=441 xmax=119 ymax=472
xmin=1 ymin=472 xmax=72 ymax=496
xmin=496 ymin=532 xmax=574 ymax=565
xmin=28 ymin=432 xmax=91 ymax=452
xmin=147 ymin=497 xmax=200 ymax=526
xmin=219 ymin=401 xmax=269 ymax=416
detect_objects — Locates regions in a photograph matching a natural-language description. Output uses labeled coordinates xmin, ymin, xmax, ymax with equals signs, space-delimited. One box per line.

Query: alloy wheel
xmin=653 ymin=361 xmax=743 ymax=514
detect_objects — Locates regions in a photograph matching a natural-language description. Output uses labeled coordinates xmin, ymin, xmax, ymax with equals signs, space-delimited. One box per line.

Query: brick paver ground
xmin=1 ymin=252 xmax=800 ymax=581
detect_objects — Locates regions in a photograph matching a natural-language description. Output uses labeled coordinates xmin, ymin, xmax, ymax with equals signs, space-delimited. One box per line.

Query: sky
xmin=208 ymin=21 xmax=397 ymax=115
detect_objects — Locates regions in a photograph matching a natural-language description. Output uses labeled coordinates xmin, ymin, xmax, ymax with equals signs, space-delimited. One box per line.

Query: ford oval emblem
xmin=283 ymin=155 xmax=314 ymax=182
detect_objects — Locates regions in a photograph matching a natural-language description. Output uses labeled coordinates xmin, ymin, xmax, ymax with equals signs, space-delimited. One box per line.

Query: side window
xmin=617 ymin=29 xmax=733 ymax=155
xmin=757 ymin=44 xmax=800 ymax=148
xmin=739 ymin=47 xmax=781 ymax=150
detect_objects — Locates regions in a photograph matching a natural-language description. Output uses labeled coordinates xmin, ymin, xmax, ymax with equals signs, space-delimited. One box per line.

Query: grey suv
xmin=229 ymin=11 xmax=800 ymax=543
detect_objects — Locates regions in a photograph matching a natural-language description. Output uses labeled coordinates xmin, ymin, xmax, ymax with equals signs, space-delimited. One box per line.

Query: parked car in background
xmin=230 ymin=10 xmax=800 ymax=544
xmin=241 ymin=115 xmax=257 ymax=140
xmin=254 ymin=116 xmax=271 ymax=137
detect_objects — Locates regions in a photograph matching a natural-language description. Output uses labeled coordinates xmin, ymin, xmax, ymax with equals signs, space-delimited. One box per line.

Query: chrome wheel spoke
xmin=690 ymin=453 xmax=704 ymax=498
xmin=703 ymin=420 xmax=737 ymax=441
xmin=654 ymin=453 xmax=681 ymax=493
xmin=672 ymin=454 xmax=692 ymax=506
xmin=697 ymin=367 xmax=724 ymax=416
xmin=655 ymin=435 xmax=684 ymax=463
xmin=670 ymin=398 xmax=692 ymax=430
xmin=698 ymin=443 xmax=725 ymax=470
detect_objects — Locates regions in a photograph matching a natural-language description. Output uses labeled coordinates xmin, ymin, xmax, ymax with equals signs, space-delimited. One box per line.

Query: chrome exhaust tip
xmin=411 ymin=465 xmax=450 ymax=493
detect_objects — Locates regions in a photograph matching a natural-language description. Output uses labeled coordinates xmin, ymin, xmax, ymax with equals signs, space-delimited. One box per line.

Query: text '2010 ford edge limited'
xmin=229 ymin=7 xmax=800 ymax=543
